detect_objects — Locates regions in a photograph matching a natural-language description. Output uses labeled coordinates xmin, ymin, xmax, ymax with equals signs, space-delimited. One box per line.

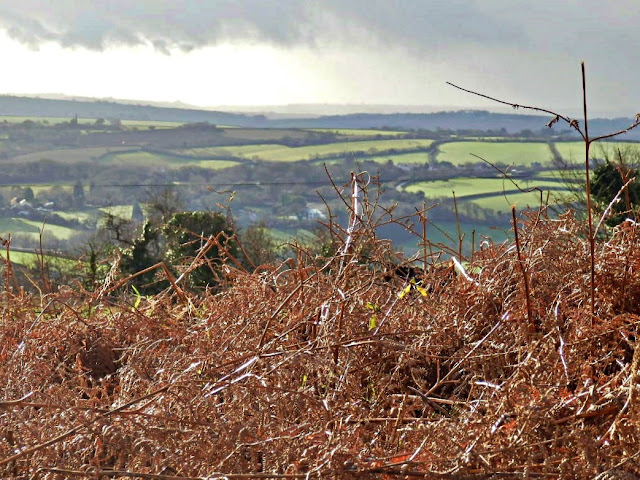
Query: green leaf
xmin=131 ymin=284 xmax=142 ymax=310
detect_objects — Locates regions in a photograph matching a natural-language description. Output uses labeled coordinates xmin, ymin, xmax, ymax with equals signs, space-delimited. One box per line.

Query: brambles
xmin=3 ymin=168 xmax=640 ymax=477
xmin=3 ymin=64 xmax=640 ymax=477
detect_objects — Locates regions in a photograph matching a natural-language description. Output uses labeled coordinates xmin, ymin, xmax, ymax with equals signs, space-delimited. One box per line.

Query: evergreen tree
xmin=163 ymin=211 xmax=237 ymax=290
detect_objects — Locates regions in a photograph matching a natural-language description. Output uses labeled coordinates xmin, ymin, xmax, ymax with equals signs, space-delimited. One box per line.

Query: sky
xmin=0 ymin=1 xmax=638 ymax=117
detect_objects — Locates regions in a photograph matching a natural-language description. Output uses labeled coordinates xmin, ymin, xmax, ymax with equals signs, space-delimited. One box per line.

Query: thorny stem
xmin=449 ymin=63 xmax=640 ymax=319
xmin=581 ymin=61 xmax=596 ymax=318
xmin=452 ymin=190 xmax=464 ymax=260
xmin=446 ymin=81 xmax=583 ymax=140
xmin=512 ymin=206 xmax=535 ymax=334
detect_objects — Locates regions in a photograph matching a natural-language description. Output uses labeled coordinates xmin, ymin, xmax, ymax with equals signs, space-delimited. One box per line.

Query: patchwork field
xmin=436 ymin=141 xmax=553 ymax=167
xmin=221 ymin=128 xmax=311 ymax=141
xmin=405 ymin=176 xmax=569 ymax=216
xmin=309 ymin=128 xmax=408 ymax=137
xmin=99 ymin=204 xmax=134 ymax=220
xmin=405 ymin=177 xmax=566 ymax=198
xmin=0 ymin=217 xmax=80 ymax=241
xmin=19 ymin=219 xmax=79 ymax=240
xmin=0 ymin=249 xmax=80 ymax=269
xmin=176 ymin=138 xmax=434 ymax=162
xmin=553 ymin=141 xmax=639 ymax=163
xmin=369 ymin=151 xmax=431 ymax=164
xmin=102 ymin=151 xmax=241 ymax=170
xmin=10 ymin=146 xmax=135 ymax=164
xmin=471 ymin=190 xmax=567 ymax=212
xmin=0 ymin=116 xmax=183 ymax=129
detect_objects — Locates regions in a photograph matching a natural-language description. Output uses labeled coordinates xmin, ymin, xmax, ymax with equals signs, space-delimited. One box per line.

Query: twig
xmin=0 ymin=385 xmax=171 ymax=468
xmin=580 ymin=62 xmax=596 ymax=318
xmin=446 ymin=81 xmax=581 ymax=139
xmin=37 ymin=469 xmax=311 ymax=479
xmin=512 ymin=206 xmax=535 ymax=333
xmin=594 ymin=177 xmax=636 ymax=237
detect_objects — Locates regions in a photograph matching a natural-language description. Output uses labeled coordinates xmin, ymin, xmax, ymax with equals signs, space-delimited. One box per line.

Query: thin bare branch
xmin=446 ymin=81 xmax=586 ymax=141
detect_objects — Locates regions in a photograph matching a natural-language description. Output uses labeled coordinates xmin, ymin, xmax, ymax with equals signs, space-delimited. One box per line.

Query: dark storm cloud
xmin=0 ymin=0 xmax=580 ymax=53
xmin=0 ymin=0 xmax=637 ymax=60
xmin=1 ymin=0 xmax=638 ymax=116
xmin=0 ymin=1 xmax=314 ymax=51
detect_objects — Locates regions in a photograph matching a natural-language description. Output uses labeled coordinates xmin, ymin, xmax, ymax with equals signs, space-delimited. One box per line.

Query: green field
xmin=394 ymin=220 xmax=512 ymax=256
xmin=553 ymin=141 xmax=640 ymax=163
xmin=11 ymin=147 xmax=135 ymax=164
xmin=99 ymin=205 xmax=133 ymax=220
xmin=222 ymin=128 xmax=310 ymax=141
xmin=102 ymin=151 xmax=175 ymax=167
xmin=0 ymin=115 xmax=184 ymax=130
xmin=51 ymin=210 xmax=95 ymax=222
xmin=471 ymin=190 xmax=567 ymax=212
xmin=121 ymin=120 xmax=184 ymax=129
xmin=182 ymin=159 xmax=241 ymax=170
xmin=0 ymin=217 xmax=42 ymax=236
xmin=405 ymin=177 xmax=566 ymax=198
xmin=176 ymin=139 xmax=434 ymax=162
xmin=0 ymin=217 xmax=79 ymax=241
xmin=0 ymin=115 xmax=100 ymax=125
xmin=436 ymin=141 xmax=553 ymax=167
xmin=20 ymin=220 xmax=78 ymax=240
xmin=103 ymin=150 xmax=240 ymax=170
xmin=0 ymin=250 xmax=80 ymax=270
xmin=369 ymin=151 xmax=431 ymax=164
xmin=308 ymin=128 xmax=408 ymax=137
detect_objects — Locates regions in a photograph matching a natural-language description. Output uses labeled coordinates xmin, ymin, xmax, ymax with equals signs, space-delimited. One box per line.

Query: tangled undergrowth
xmin=2 ymin=178 xmax=640 ymax=479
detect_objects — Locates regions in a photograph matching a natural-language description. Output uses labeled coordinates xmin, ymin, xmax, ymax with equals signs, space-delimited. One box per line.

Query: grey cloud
xmin=0 ymin=0 xmax=638 ymax=67
xmin=0 ymin=1 xmax=315 ymax=51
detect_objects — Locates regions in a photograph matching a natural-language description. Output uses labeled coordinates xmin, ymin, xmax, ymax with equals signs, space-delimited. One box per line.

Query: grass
xmin=394 ymin=219 xmax=511 ymax=256
xmin=0 ymin=217 xmax=42 ymax=235
xmin=101 ymin=151 xmax=172 ymax=166
xmin=323 ymin=151 xmax=430 ymax=166
xmin=0 ymin=115 xmax=99 ymax=125
xmin=103 ymin=151 xmax=240 ymax=170
xmin=182 ymin=160 xmax=241 ymax=170
xmin=221 ymin=128 xmax=310 ymax=141
xmin=0 ymin=116 xmax=184 ymax=129
xmin=368 ymin=151 xmax=430 ymax=164
xmin=308 ymin=128 xmax=408 ymax=137
xmin=404 ymin=177 xmax=566 ymax=198
xmin=0 ymin=217 xmax=79 ymax=241
xmin=99 ymin=205 xmax=133 ymax=220
xmin=11 ymin=147 xmax=135 ymax=164
xmin=268 ymin=228 xmax=317 ymax=245
xmin=177 ymin=139 xmax=434 ymax=162
xmin=553 ymin=140 xmax=639 ymax=163
xmin=0 ymin=249 xmax=80 ymax=269
xmin=19 ymin=220 xmax=79 ymax=240
xmin=51 ymin=210 xmax=95 ymax=222
xmin=436 ymin=141 xmax=553 ymax=167
xmin=471 ymin=190 xmax=566 ymax=212
xmin=121 ymin=120 xmax=184 ymax=129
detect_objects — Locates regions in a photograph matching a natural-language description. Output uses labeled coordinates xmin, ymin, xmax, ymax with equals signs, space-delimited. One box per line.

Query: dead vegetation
xmin=3 ymin=64 xmax=640 ymax=479
xmin=1 ymin=167 xmax=640 ymax=479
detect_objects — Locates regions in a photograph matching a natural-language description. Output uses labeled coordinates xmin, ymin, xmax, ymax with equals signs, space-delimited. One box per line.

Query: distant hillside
xmin=0 ymin=95 xmax=639 ymax=139
xmin=273 ymin=110 xmax=640 ymax=139
xmin=0 ymin=95 xmax=268 ymax=127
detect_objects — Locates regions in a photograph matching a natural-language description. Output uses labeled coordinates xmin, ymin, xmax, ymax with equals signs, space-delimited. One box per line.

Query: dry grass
xmin=2 ymin=174 xmax=640 ymax=479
